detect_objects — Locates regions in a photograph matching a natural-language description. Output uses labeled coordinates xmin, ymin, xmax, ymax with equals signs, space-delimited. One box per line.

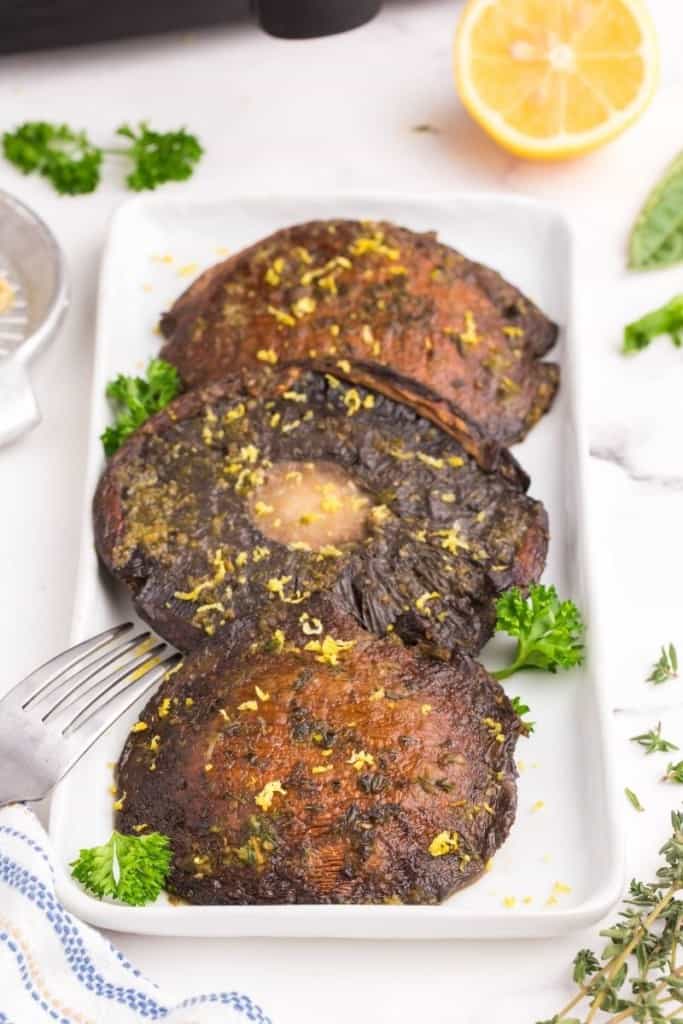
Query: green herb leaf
xmin=491 ymin=584 xmax=585 ymax=681
xmin=71 ymin=831 xmax=171 ymax=905
xmin=623 ymin=295 xmax=683 ymax=353
xmin=535 ymin=1019 xmax=582 ymax=1024
xmin=510 ymin=695 xmax=535 ymax=735
xmin=572 ymin=949 xmax=600 ymax=985
xmin=2 ymin=121 xmax=102 ymax=195
xmin=113 ymin=122 xmax=203 ymax=192
xmin=629 ymin=152 xmax=683 ymax=270
xmin=624 ymin=786 xmax=644 ymax=812
xmin=101 ymin=358 xmax=181 ymax=456
xmin=664 ymin=761 xmax=683 ymax=784
xmin=2 ymin=121 xmax=203 ymax=195
xmin=540 ymin=810 xmax=683 ymax=1023
xmin=647 ymin=643 xmax=679 ymax=685
xmin=630 ymin=721 xmax=678 ymax=755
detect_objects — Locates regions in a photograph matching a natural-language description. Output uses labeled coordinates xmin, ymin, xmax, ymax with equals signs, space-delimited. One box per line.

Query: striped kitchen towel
xmin=0 ymin=804 xmax=273 ymax=1023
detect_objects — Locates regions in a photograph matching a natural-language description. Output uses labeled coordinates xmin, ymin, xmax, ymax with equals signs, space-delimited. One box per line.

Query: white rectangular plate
xmin=50 ymin=191 xmax=623 ymax=938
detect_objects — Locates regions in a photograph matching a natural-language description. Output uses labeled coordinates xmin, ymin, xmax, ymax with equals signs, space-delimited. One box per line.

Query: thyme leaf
xmin=648 ymin=644 xmax=679 ymax=685
xmin=625 ymin=787 xmax=645 ymax=812
xmin=537 ymin=809 xmax=683 ymax=1023
xmin=665 ymin=762 xmax=683 ymax=784
xmin=630 ymin=722 xmax=679 ymax=756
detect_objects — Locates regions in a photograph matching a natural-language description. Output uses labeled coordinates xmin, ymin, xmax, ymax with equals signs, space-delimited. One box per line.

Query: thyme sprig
xmin=537 ymin=810 xmax=683 ymax=1024
xmin=631 ymin=723 xmax=679 ymax=756
xmin=664 ymin=763 xmax=683 ymax=785
xmin=648 ymin=645 xmax=679 ymax=686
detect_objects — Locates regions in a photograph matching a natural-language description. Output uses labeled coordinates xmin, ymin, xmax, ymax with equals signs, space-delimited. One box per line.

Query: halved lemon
xmin=454 ymin=0 xmax=659 ymax=159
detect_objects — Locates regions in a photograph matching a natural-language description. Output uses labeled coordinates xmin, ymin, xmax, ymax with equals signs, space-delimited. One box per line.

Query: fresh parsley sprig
xmin=647 ymin=643 xmax=679 ymax=685
xmin=491 ymin=584 xmax=585 ymax=681
xmin=101 ymin=358 xmax=181 ymax=456
xmin=3 ymin=120 xmax=203 ymax=195
xmin=2 ymin=121 xmax=102 ymax=195
xmin=630 ymin=722 xmax=678 ymax=756
xmin=108 ymin=123 xmax=203 ymax=191
xmin=71 ymin=831 xmax=171 ymax=905
xmin=537 ymin=810 xmax=683 ymax=1023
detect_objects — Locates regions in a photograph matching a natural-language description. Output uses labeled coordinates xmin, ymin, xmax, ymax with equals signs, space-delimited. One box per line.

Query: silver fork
xmin=0 ymin=622 xmax=180 ymax=806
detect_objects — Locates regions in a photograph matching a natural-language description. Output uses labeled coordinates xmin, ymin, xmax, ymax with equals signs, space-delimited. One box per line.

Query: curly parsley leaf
xmin=101 ymin=358 xmax=181 ymax=456
xmin=647 ymin=643 xmax=679 ymax=685
xmin=623 ymin=295 xmax=683 ymax=353
xmin=3 ymin=121 xmax=202 ymax=195
xmin=630 ymin=722 xmax=678 ymax=755
xmin=629 ymin=151 xmax=683 ymax=271
xmin=113 ymin=122 xmax=203 ymax=191
xmin=2 ymin=121 xmax=102 ymax=195
xmin=492 ymin=584 xmax=585 ymax=681
xmin=71 ymin=831 xmax=171 ymax=905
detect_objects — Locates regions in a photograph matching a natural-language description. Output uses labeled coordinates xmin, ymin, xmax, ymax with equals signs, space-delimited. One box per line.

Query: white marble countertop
xmin=1 ymin=2 xmax=683 ymax=1020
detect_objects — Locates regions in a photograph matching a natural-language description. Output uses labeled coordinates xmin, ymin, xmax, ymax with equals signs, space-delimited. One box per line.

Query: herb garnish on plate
xmin=101 ymin=358 xmax=181 ymax=456
xmin=71 ymin=830 xmax=171 ymax=905
xmin=491 ymin=584 xmax=585 ymax=682
xmin=510 ymin=695 xmax=535 ymax=735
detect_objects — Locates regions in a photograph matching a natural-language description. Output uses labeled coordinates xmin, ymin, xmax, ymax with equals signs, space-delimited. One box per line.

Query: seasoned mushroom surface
xmin=159 ymin=219 xmax=559 ymax=445
xmin=94 ymin=366 xmax=548 ymax=655
xmin=116 ymin=602 xmax=520 ymax=905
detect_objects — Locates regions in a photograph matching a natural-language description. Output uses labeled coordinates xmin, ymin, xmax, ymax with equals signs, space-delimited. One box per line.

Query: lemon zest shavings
xmin=428 ymin=831 xmax=460 ymax=857
xmin=304 ymin=634 xmax=356 ymax=666
xmin=254 ymin=780 xmax=286 ymax=811
xmin=347 ymin=750 xmax=375 ymax=772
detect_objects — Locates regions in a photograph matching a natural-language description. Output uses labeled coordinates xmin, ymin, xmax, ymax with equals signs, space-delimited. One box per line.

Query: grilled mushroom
xmin=94 ymin=363 xmax=547 ymax=655
xmin=116 ymin=598 xmax=520 ymax=905
xmin=159 ymin=219 xmax=559 ymax=445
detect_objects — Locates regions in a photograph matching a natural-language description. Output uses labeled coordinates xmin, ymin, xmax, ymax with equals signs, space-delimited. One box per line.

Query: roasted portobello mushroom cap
xmin=116 ymin=599 xmax=521 ymax=905
xmin=159 ymin=218 xmax=559 ymax=445
xmin=94 ymin=364 xmax=548 ymax=655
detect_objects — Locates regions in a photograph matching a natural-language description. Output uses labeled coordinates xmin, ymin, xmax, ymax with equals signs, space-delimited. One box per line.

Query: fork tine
xmin=63 ymin=651 xmax=181 ymax=740
xmin=60 ymin=644 xmax=172 ymax=735
xmin=18 ymin=623 xmax=134 ymax=708
xmin=57 ymin=654 xmax=182 ymax=785
xmin=41 ymin=631 xmax=153 ymax=719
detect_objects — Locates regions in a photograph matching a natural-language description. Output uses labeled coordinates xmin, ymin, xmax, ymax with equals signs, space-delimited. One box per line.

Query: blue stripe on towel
xmin=1 ymin=850 xmax=170 ymax=1018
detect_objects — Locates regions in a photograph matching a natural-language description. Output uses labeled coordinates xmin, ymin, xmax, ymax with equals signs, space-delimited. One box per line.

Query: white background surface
xmin=1 ymin=1 xmax=683 ymax=1020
